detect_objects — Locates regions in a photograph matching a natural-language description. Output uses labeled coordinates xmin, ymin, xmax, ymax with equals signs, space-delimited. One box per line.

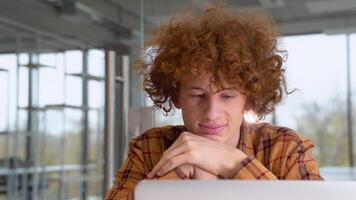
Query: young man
xmin=105 ymin=6 xmax=323 ymax=200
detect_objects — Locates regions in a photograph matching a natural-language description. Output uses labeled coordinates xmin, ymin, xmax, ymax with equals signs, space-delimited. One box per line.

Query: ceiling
xmin=0 ymin=0 xmax=356 ymax=53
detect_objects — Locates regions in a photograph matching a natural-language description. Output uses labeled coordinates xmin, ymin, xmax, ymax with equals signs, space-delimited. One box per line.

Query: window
xmin=277 ymin=34 xmax=352 ymax=170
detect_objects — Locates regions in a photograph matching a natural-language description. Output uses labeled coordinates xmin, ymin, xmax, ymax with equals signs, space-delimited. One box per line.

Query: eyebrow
xmin=186 ymin=86 xmax=204 ymax=90
xmin=185 ymin=86 xmax=237 ymax=92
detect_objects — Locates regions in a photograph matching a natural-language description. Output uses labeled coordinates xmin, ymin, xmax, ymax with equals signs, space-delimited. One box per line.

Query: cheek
xmin=182 ymin=107 xmax=199 ymax=122
xmin=181 ymin=104 xmax=203 ymax=129
xmin=226 ymin=111 xmax=243 ymax=125
xmin=181 ymin=99 xmax=202 ymax=115
xmin=181 ymin=111 xmax=198 ymax=132
xmin=225 ymin=102 xmax=245 ymax=121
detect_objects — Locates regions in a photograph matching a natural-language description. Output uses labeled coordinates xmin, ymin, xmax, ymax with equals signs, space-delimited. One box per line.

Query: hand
xmin=194 ymin=166 xmax=218 ymax=180
xmin=171 ymin=164 xmax=217 ymax=180
xmin=147 ymin=131 xmax=247 ymax=179
xmin=173 ymin=164 xmax=194 ymax=179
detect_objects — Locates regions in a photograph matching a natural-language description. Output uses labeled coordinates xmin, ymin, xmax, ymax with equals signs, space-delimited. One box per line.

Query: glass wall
xmin=274 ymin=33 xmax=356 ymax=179
xmin=277 ymin=34 xmax=348 ymax=166
xmin=0 ymin=24 xmax=105 ymax=199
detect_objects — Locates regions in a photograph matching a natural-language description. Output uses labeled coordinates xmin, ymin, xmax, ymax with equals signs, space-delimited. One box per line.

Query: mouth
xmin=198 ymin=123 xmax=226 ymax=135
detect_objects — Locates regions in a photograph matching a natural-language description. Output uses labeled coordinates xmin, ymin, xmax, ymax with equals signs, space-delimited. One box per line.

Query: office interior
xmin=0 ymin=0 xmax=355 ymax=199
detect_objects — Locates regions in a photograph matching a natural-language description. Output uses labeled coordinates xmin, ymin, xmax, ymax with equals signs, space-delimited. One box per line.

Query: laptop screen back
xmin=135 ymin=180 xmax=356 ymax=200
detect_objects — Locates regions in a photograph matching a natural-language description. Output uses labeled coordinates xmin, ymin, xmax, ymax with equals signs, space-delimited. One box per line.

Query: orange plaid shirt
xmin=105 ymin=121 xmax=323 ymax=199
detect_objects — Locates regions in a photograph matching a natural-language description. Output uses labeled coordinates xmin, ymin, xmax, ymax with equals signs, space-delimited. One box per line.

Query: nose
xmin=203 ymin=96 xmax=221 ymax=120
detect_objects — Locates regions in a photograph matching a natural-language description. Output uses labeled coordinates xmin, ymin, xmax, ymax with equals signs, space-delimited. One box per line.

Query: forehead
xmin=180 ymin=73 xmax=236 ymax=91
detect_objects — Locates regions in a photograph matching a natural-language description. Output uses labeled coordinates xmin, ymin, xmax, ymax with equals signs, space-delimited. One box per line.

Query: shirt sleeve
xmin=281 ymin=142 xmax=323 ymax=180
xmin=232 ymin=140 xmax=323 ymax=180
xmin=104 ymin=139 xmax=146 ymax=200
xmin=104 ymin=140 xmax=181 ymax=200
xmin=232 ymin=156 xmax=278 ymax=180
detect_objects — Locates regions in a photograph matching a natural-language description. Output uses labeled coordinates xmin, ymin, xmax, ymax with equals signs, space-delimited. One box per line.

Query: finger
xmin=147 ymin=132 xmax=197 ymax=178
xmin=177 ymin=131 xmax=213 ymax=145
xmin=148 ymin=142 xmax=193 ymax=178
xmin=169 ymin=131 xmax=211 ymax=152
xmin=175 ymin=166 xmax=190 ymax=179
xmin=168 ymin=131 xmax=195 ymax=150
xmin=157 ymin=154 xmax=190 ymax=177
xmin=189 ymin=132 xmax=216 ymax=143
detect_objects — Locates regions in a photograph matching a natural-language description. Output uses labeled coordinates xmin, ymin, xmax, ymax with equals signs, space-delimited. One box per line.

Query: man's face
xmin=176 ymin=73 xmax=247 ymax=147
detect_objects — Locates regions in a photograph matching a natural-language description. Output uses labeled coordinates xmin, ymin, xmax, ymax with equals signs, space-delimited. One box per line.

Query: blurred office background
xmin=0 ymin=0 xmax=355 ymax=199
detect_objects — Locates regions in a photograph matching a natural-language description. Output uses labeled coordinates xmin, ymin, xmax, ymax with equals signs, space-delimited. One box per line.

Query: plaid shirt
xmin=105 ymin=121 xmax=323 ymax=199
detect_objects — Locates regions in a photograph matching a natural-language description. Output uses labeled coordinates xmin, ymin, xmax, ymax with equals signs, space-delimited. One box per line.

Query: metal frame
xmin=103 ymin=50 xmax=130 ymax=195
xmin=0 ymin=67 xmax=11 ymax=199
xmin=346 ymin=34 xmax=354 ymax=167
xmin=122 ymin=55 xmax=130 ymax=159
xmin=80 ymin=49 xmax=89 ymax=200
xmin=0 ymin=16 xmax=86 ymax=50
xmin=103 ymin=50 xmax=116 ymax=193
xmin=37 ymin=104 xmax=102 ymax=200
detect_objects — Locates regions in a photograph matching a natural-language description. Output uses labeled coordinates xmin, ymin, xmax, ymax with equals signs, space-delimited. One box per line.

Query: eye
xmin=191 ymin=94 xmax=205 ymax=98
xmin=221 ymin=94 xmax=235 ymax=99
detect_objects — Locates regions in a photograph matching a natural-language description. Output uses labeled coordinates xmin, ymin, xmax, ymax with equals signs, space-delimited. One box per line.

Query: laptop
xmin=135 ymin=180 xmax=356 ymax=200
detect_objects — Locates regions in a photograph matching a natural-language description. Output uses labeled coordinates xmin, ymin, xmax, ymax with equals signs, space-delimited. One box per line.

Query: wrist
xmin=194 ymin=166 xmax=218 ymax=180
xmin=221 ymin=149 xmax=247 ymax=178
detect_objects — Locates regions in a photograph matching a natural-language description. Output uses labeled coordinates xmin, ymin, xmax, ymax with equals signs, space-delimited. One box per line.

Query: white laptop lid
xmin=135 ymin=180 xmax=356 ymax=200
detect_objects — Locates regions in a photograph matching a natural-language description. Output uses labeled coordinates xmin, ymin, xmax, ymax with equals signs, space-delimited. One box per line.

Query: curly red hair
xmin=137 ymin=6 xmax=291 ymax=119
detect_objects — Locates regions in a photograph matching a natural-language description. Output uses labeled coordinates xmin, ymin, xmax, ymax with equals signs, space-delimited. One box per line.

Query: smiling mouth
xmin=198 ymin=123 xmax=226 ymax=135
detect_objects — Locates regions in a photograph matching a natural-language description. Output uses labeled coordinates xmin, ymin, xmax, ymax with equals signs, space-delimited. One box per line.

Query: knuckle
xmin=167 ymin=159 xmax=175 ymax=167
xmin=180 ymin=132 xmax=191 ymax=141
xmin=181 ymin=131 xmax=189 ymax=136
xmin=185 ymin=141 xmax=195 ymax=149
xmin=187 ymin=150 xmax=195 ymax=160
xmin=181 ymin=135 xmax=189 ymax=141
